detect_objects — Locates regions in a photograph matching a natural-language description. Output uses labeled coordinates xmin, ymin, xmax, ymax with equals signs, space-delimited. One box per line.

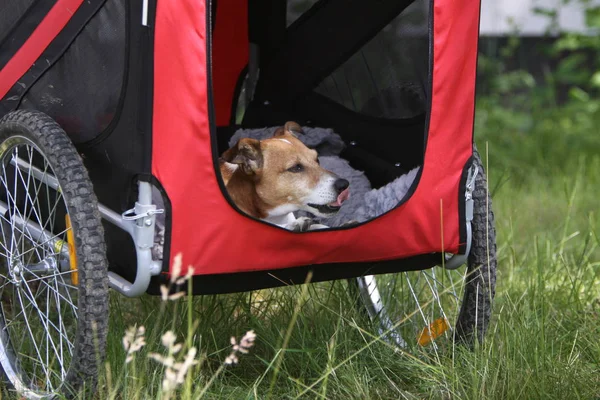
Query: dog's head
xmin=222 ymin=121 xmax=350 ymax=218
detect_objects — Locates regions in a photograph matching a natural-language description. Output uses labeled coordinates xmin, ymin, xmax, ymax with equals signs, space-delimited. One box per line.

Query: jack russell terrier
xmin=219 ymin=122 xmax=350 ymax=231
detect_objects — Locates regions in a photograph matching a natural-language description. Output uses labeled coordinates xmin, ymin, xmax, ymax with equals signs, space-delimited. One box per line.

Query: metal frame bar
xmin=7 ymin=158 xmax=163 ymax=297
xmin=0 ymin=201 xmax=70 ymax=265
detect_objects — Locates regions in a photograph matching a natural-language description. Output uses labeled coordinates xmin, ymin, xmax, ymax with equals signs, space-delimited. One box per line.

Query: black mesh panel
xmin=19 ymin=0 xmax=126 ymax=144
xmin=0 ymin=0 xmax=36 ymax=42
xmin=313 ymin=0 xmax=429 ymax=119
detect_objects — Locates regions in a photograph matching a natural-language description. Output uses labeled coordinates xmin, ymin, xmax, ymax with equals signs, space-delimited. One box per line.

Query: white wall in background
xmin=480 ymin=0 xmax=598 ymax=35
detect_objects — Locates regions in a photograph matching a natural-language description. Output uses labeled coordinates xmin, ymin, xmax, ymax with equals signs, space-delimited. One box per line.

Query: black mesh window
xmin=313 ymin=0 xmax=429 ymax=120
xmin=19 ymin=0 xmax=126 ymax=144
xmin=0 ymin=0 xmax=36 ymax=42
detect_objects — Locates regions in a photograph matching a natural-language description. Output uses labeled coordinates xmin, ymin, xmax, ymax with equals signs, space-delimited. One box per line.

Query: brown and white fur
xmin=219 ymin=122 xmax=350 ymax=231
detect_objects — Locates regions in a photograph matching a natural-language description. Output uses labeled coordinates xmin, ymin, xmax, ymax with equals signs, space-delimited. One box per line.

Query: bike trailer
xmin=0 ymin=0 xmax=496 ymax=397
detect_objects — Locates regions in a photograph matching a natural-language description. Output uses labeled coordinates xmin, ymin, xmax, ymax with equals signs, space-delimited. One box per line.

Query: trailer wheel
xmin=0 ymin=110 xmax=108 ymax=399
xmin=351 ymin=147 xmax=496 ymax=350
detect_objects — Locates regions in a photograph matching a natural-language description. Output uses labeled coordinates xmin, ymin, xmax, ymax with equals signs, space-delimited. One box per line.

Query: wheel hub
xmin=9 ymin=260 xmax=24 ymax=285
xmin=8 ymin=257 xmax=58 ymax=286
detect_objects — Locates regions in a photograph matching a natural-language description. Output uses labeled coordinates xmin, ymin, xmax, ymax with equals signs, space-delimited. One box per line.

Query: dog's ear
xmin=273 ymin=121 xmax=303 ymax=138
xmin=222 ymin=138 xmax=263 ymax=174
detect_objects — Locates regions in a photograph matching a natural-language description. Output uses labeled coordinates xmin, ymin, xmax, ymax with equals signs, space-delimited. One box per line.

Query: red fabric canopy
xmin=152 ymin=0 xmax=479 ymax=276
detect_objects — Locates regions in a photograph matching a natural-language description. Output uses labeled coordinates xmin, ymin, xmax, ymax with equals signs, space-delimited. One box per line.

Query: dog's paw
xmin=287 ymin=217 xmax=315 ymax=232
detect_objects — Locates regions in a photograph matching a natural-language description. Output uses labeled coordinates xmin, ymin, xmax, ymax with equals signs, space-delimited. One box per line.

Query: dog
xmin=219 ymin=122 xmax=350 ymax=231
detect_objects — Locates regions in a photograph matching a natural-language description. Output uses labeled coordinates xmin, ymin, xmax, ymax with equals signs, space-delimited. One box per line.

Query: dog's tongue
xmin=329 ymin=188 xmax=350 ymax=207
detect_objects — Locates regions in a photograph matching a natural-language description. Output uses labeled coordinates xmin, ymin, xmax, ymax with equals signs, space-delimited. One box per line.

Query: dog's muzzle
xmin=307 ymin=178 xmax=350 ymax=214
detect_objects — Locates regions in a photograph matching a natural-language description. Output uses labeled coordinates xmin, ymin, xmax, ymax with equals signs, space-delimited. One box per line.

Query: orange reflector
xmin=418 ymin=317 xmax=450 ymax=346
xmin=65 ymin=214 xmax=78 ymax=285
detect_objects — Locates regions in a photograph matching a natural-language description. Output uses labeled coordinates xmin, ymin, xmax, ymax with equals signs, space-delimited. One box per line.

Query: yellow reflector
xmin=54 ymin=239 xmax=65 ymax=254
xmin=418 ymin=317 xmax=450 ymax=346
xmin=65 ymin=214 xmax=78 ymax=285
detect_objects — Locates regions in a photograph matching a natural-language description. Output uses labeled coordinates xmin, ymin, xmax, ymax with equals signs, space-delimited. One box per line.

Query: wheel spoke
xmin=405 ymin=273 xmax=440 ymax=353
xmin=14 ymin=151 xmax=39 ymax=244
xmin=25 ymin=269 xmax=79 ymax=286
xmin=15 ymin=286 xmax=53 ymax=390
xmin=421 ymin=270 xmax=452 ymax=334
xmin=0 ymin=171 xmax=44 ymax=262
xmin=0 ymin=213 xmax=43 ymax=256
xmin=19 ymin=280 xmax=66 ymax=377
xmin=2 ymin=292 xmax=34 ymax=331
xmin=24 ymin=186 xmax=65 ymax=269
xmin=1 ymin=162 xmax=18 ymax=259
xmin=15 ymin=226 xmax=70 ymax=261
xmin=11 ymin=149 xmax=19 ymax=258
xmin=46 ymin=273 xmax=51 ymax=389
xmin=443 ymin=268 xmax=461 ymax=301
xmin=14 ymin=150 xmax=52 ymax=255
xmin=56 ymin=271 xmax=78 ymax=310
xmin=0 ymin=148 xmax=66 ymax=270
xmin=0 ymin=218 xmax=11 ymax=255
xmin=25 ymin=270 xmax=78 ymax=313
xmin=422 ymin=269 xmax=461 ymax=301
xmin=51 ymin=278 xmax=66 ymax=379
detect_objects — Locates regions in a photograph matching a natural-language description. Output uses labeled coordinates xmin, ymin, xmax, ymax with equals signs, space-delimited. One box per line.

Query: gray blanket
xmin=229 ymin=126 xmax=346 ymax=157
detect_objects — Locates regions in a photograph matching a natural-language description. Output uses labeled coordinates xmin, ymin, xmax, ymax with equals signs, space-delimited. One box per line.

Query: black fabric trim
xmin=253 ymin=0 xmax=416 ymax=106
xmin=147 ymin=253 xmax=442 ymax=295
xmin=0 ymin=0 xmax=107 ymax=114
xmin=0 ymin=0 xmax=57 ymax=71
xmin=424 ymin=0 xmax=434 ymax=157
xmin=136 ymin=3 xmax=155 ymax=173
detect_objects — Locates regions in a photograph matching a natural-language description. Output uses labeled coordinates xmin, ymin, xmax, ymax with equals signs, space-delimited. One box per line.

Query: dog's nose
xmin=334 ymin=178 xmax=349 ymax=194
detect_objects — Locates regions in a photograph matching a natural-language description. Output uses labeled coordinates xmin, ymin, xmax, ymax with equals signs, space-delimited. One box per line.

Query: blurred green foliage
xmin=475 ymin=1 xmax=600 ymax=185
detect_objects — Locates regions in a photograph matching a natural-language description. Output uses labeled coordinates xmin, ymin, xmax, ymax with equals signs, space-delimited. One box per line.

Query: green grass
xmin=2 ymin=99 xmax=600 ymax=399
xmin=88 ymin=112 xmax=599 ymax=398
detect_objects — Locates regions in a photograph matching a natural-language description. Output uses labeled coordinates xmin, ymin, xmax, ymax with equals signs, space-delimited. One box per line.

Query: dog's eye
xmin=288 ymin=163 xmax=304 ymax=173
